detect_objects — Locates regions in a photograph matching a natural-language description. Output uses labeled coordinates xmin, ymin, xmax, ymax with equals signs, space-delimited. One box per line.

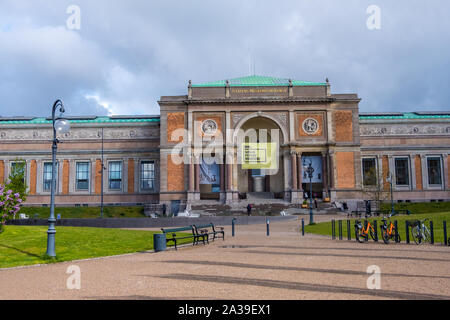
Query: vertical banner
xmin=199 ymin=158 xmax=220 ymax=185
xmin=302 ymin=156 xmax=322 ymax=183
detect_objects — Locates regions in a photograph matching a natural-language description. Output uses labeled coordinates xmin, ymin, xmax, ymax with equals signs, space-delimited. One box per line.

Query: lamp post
xmin=46 ymin=100 xmax=70 ymax=257
xmin=386 ymin=171 xmax=394 ymax=216
xmin=304 ymin=160 xmax=315 ymax=225
xmin=100 ymin=127 xmax=106 ymax=218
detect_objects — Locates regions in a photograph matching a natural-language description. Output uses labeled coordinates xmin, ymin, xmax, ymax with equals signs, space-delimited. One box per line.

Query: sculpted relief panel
xmin=0 ymin=126 xmax=160 ymax=141
xmin=360 ymin=123 xmax=450 ymax=136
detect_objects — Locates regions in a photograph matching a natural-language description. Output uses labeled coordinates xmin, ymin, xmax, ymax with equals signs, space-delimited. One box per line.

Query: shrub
xmin=0 ymin=182 xmax=23 ymax=233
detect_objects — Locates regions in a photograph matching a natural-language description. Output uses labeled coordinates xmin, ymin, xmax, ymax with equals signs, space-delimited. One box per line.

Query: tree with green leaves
xmin=362 ymin=164 xmax=389 ymax=213
xmin=8 ymin=158 xmax=28 ymax=203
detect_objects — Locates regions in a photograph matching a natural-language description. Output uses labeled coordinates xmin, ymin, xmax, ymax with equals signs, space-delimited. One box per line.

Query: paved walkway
xmin=1 ymin=215 xmax=449 ymax=300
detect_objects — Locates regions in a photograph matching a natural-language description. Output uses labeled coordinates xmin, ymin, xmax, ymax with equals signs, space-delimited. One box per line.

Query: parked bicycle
xmin=380 ymin=215 xmax=400 ymax=244
xmin=409 ymin=218 xmax=431 ymax=245
xmin=355 ymin=219 xmax=376 ymax=243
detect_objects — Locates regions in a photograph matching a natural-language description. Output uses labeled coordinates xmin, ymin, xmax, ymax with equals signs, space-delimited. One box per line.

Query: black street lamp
xmin=304 ymin=160 xmax=315 ymax=225
xmin=46 ymin=100 xmax=70 ymax=257
xmin=386 ymin=171 xmax=394 ymax=216
xmin=99 ymin=127 xmax=106 ymax=218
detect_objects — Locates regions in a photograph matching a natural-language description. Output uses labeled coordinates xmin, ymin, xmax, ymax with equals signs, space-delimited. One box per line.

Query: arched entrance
xmin=234 ymin=116 xmax=285 ymax=199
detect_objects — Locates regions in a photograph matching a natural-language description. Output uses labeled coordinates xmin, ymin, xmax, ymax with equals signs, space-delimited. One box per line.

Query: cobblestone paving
xmin=1 ymin=215 xmax=449 ymax=300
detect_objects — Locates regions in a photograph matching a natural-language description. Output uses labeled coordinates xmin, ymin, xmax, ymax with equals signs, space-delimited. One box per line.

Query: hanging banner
xmin=199 ymin=158 xmax=220 ymax=185
xmin=241 ymin=142 xmax=278 ymax=170
xmin=301 ymin=156 xmax=323 ymax=183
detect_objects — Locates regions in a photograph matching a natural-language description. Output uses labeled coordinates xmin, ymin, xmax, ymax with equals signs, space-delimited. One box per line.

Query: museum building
xmin=0 ymin=75 xmax=449 ymax=214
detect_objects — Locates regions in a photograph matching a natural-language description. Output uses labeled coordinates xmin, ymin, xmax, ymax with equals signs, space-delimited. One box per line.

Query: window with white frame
xmin=108 ymin=161 xmax=122 ymax=190
xmin=362 ymin=158 xmax=377 ymax=186
xmin=427 ymin=157 xmax=442 ymax=186
xmin=394 ymin=158 xmax=410 ymax=186
xmin=140 ymin=161 xmax=155 ymax=190
xmin=43 ymin=162 xmax=58 ymax=191
xmin=76 ymin=162 xmax=90 ymax=190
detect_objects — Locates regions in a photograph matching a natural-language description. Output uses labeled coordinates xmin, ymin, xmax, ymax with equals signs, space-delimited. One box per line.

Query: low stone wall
xmin=7 ymin=215 xmax=297 ymax=229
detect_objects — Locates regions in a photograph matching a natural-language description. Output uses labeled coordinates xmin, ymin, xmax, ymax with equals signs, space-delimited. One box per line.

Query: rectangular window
xmin=108 ymin=161 xmax=122 ymax=190
xmin=362 ymin=158 xmax=377 ymax=186
xmin=76 ymin=162 xmax=90 ymax=190
xmin=427 ymin=157 xmax=442 ymax=185
xmin=43 ymin=162 xmax=59 ymax=191
xmin=140 ymin=161 xmax=155 ymax=190
xmin=395 ymin=158 xmax=410 ymax=186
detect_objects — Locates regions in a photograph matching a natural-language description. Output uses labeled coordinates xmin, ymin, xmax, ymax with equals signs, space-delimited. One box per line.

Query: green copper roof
xmin=192 ymin=75 xmax=326 ymax=87
xmin=359 ymin=112 xmax=450 ymax=120
xmin=0 ymin=116 xmax=160 ymax=125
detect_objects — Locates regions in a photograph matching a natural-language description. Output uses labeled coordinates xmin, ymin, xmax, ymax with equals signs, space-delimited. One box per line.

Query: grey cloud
xmin=0 ymin=0 xmax=449 ymax=117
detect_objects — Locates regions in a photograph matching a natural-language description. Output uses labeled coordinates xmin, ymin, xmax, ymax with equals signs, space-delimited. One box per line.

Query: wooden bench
xmin=161 ymin=226 xmax=207 ymax=250
xmin=193 ymin=223 xmax=225 ymax=244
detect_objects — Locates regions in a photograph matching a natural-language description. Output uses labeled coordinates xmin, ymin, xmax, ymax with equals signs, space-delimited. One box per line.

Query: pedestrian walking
xmin=247 ymin=203 xmax=252 ymax=216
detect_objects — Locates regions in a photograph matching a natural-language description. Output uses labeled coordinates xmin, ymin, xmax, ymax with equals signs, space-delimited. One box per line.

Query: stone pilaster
xmin=443 ymin=153 xmax=449 ymax=190
xmin=297 ymin=153 xmax=303 ymax=192
xmin=322 ymin=152 xmax=328 ymax=198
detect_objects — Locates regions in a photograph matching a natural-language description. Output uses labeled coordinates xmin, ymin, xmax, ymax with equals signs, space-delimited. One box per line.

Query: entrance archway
xmin=234 ymin=116 xmax=285 ymax=199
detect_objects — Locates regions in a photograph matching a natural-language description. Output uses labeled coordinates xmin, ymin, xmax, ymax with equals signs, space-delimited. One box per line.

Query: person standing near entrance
xmin=247 ymin=204 xmax=252 ymax=216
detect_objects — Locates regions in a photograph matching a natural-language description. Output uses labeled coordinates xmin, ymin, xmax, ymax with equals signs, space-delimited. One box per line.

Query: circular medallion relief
xmin=302 ymin=118 xmax=319 ymax=135
xmin=201 ymin=119 xmax=218 ymax=135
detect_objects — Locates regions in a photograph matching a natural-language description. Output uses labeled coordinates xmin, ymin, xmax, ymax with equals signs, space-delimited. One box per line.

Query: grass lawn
xmin=380 ymin=201 xmax=450 ymax=214
xmin=305 ymin=211 xmax=450 ymax=244
xmin=0 ymin=226 xmax=192 ymax=269
xmin=20 ymin=206 xmax=146 ymax=219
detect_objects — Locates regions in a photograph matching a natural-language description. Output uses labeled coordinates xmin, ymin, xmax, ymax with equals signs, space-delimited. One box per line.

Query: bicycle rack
xmin=347 ymin=220 xmax=351 ymax=240
xmin=394 ymin=220 xmax=399 ymax=243
xmin=430 ymin=221 xmax=434 ymax=245
xmin=444 ymin=221 xmax=448 ymax=246
xmin=405 ymin=221 xmax=410 ymax=244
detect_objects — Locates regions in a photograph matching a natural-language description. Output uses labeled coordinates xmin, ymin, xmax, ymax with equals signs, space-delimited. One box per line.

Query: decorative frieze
xmin=360 ymin=123 xmax=450 ymax=136
xmin=0 ymin=127 xmax=159 ymax=141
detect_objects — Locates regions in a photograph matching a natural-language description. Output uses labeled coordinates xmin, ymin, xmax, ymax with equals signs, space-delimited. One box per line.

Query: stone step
xmin=246 ymin=192 xmax=275 ymax=200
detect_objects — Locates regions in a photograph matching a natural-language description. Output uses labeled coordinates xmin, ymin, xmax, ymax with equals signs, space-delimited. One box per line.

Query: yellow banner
xmin=241 ymin=142 xmax=277 ymax=169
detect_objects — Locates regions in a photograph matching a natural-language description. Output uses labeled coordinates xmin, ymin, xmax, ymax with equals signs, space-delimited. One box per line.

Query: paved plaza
xmin=1 ymin=216 xmax=449 ymax=300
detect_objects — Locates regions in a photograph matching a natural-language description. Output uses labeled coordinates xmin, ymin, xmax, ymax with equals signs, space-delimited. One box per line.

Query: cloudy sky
xmin=0 ymin=0 xmax=449 ymax=117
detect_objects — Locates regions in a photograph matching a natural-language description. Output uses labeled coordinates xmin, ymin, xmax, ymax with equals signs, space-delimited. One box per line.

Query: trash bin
xmin=153 ymin=233 xmax=166 ymax=252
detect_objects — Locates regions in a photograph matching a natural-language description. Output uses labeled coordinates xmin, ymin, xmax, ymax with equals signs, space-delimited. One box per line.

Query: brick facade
xmin=415 ymin=155 xmax=423 ymax=190
xmin=335 ymin=152 xmax=355 ymax=189
xmin=334 ymin=110 xmax=353 ymax=142
xmin=128 ymin=159 xmax=135 ymax=193
xmin=167 ymin=154 xmax=185 ymax=191
xmin=95 ymin=159 xmax=102 ymax=195
xmin=167 ymin=112 xmax=185 ymax=143
xmin=0 ymin=160 xmax=4 ymax=184
xmin=62 ymin=160 xmax=70 ymax=195
xmin=29 ymin=160 xmax=37 ymax=195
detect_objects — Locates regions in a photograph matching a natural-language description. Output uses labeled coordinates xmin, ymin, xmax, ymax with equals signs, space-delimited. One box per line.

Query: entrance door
xmin=199 ymin=157 xmax=220 ymax=200
xmin=301 ymin=155 xmax=324 ymax=199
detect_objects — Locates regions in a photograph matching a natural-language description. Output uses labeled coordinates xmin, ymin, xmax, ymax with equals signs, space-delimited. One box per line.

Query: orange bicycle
xmin=381 ymin=215 xmax=400 ymax=244
xmin=354 ymin=219 xmax=376 ymax=243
